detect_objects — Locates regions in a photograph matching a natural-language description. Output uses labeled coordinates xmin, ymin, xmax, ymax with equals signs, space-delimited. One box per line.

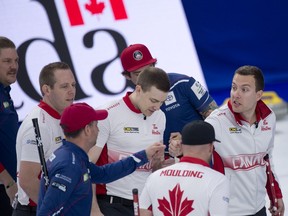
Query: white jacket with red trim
xmin=205 ymin=100 xmax=282 ymax=215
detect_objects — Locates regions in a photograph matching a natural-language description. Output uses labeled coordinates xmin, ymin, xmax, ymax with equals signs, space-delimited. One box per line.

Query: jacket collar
xmin=180 ymin=156 xmax=210 ymax=167
xmin=38 ymin=100 xmax=61 ymax=119
xmin=123 ymin=92 xmax=142 ymax=114
xmin=228 ymin=99 xmax=271 ymax=125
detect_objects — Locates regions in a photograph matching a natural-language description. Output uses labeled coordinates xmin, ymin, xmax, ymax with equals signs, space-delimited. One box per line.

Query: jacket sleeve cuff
xmin=266 ymin=172 xmax=283 ymax=199
xmin=131 ymin=150 xmax=148 ymax=167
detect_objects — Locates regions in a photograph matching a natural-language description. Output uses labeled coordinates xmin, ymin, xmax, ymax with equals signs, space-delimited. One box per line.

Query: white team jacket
xmin=205 ymin=100 xmax=282 ymax=215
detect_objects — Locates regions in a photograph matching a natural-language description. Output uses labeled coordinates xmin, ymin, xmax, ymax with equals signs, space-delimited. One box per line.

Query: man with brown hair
xmin=0 ymin=36 xmax=19 ymax=215
xmin=170 ymin=66 xmax=285 ymax=216
xmin=120 ymin=44 xmax=218 ymax=148
xmin=89 ymin=66 xmax=170 ymax=215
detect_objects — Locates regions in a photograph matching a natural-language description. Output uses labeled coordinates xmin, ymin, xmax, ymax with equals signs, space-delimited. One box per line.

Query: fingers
xmin=168 ymin=138 xmax=182 ymax=157
xmin=270 ymin=206 xmax=284 ymax=216
xmin=169 ymin=132 xmax=181 ymax=143
xmin=274 ymin=199 xmax=285 ymax=216
xmin=6 ymin=183 xmax=17 ymax=206
xmin=146 ymin=142 xmax=165 ymax=161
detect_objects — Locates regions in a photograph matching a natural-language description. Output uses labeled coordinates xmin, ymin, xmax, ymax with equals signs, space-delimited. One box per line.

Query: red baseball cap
xmin=60 ymin=103 xmax=108 ymax=133
xmin=120 ymin=44 xmax=157 ymax=72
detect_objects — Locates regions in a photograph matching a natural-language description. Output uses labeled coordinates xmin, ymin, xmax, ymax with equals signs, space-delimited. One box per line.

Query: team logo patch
xmin=124 ymin=127 xmax=139 ymax=133
xmin=107 ymin=102 xmax=120 ymax=110
xmin=191 ymin=81 xmax=206 ymax=100
xmin=165 ymin=103 xmax=180 ymax=112
xmin=223 ymin=196 xmax=229 ymax=203
xmin=3 ymin=101 xmax=10 ymax=108
xmin=51 ymin=181 xmax=67 ymax=192
xmin=55 ymin=173 xmax=72 ymax=183
xmin=49 ymin=153 xmax=56 ymax=162
xmin=152 ymin=124 xmax=160 ymax=135
xmin=158 ymin=184 xmax=194 ymax=215
xmin=55 ymin=136 xmax=62 ymax=144
xmin=133 ymin=50 xmax=143 ymax=61
xmin=83 ymin=173 xmax=89 ymax=182
xmin=229 ymin=127 xmax=242 ymax=133
xmin=261 ymin=126 xmax=271 ymax=131
xmin=165 ymin=91 xmax=177 ymax=106
xmin=25 ymin=139 xmax=37 ymax=145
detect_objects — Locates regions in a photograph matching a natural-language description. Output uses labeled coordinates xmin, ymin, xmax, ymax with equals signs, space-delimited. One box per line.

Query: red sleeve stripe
xmin=0 ymin=163 xmax=5 ymax=173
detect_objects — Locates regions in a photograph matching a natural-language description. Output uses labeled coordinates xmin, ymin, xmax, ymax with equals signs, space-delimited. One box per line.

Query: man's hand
xmin=0 ymin=169 xmax=17 ymax=205
xmin=168 ymin=132 xmax=182 ymax=157
xmin=269 ymin=198 xmax=285 ymax=216
xmin=169 ymin=132 xmax=182 ymax=143
xmin=145 ymin=142 xmax=165 ymax=161
xmin=6 ymin=181 xmax=17 ymax=205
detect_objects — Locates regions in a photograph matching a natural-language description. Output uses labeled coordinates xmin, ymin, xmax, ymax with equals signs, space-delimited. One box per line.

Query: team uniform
xmin=162 ymin=73 xmax=214 ymax=147
xmin=205 ymin=100 xmax=283 ymax=215
xmin=0 ymin=83 xmax=18 ymax=180
xmin=162 ymin=73 xmax=225 ymax=173
xmin=140 ymin=156 xmax=230 ymax=215
xmin=0 ymin=84 xmax=19 ymax=215
xmin=37 ymin=140 xmax=149 ymax=216
xmin=95 ymin=92 xmax=166 ymax=215
xmin=15 ymin=101 xmax=63 ymax=212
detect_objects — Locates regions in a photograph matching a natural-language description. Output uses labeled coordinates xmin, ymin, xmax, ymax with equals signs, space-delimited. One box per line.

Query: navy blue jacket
xmin=162 ymin=73 xmax=214 ymax=148
xmin=0 ymin=83 xmax=18 ymax=180
xmin=37 ymin=140 xmax=148 ymax=216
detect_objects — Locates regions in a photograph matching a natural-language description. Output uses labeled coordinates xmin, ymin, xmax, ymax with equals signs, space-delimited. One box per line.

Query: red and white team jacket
xmin=139 ymin=156 xmax=230 ymax=215
xmin=95 ymin=92 xmax=166 ymax=200
xmin=205 ymin=100 xmax=282 ymax=215
xmin=16 ymin=101 xmax=63 ymax=205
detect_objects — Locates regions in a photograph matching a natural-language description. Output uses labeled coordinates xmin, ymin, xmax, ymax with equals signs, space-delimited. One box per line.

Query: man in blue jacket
xmin=37 ymin=102 xmax=165 ymax=216
xmin=0 ymin=36 xmax=19 ymax=215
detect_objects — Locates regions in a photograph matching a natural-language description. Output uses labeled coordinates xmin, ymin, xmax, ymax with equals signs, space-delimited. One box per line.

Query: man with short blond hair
xmin=14 ymin=62 xmax=76 ymax=216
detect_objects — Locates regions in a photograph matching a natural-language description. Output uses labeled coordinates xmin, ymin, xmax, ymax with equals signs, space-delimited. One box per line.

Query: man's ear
xmin=83 ymin=124 xmax=91 ymax=136
xmin=256 ymin=90 xmax=263 ymax=101
xmin=123 ymin=74 xmax=132 ymax=81
xmin=41 ymin=84 xmax=50 ymax=95
xmin=135 ymin=85 xmax=142 ymax=94
xmin=208 ymin=143 xmax=214 ymax=154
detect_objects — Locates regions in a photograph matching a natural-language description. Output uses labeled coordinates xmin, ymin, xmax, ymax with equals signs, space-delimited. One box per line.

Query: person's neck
xmin=66 ymin=137 xmax=89 ymax=154
xmin=129 ymin=92 xmax=139 ymax=110
xmin=0 ymin=82 xmax=10 ymax=88
xmin=42 ymin=98 xmax=62 ymax=115
xmin=240 ymin=111 xmax=257 ymax=125
xmin=183 ymin=152 xmax=210 ymax=164
xmin=183 ymin=149 xmax=210 ymax=163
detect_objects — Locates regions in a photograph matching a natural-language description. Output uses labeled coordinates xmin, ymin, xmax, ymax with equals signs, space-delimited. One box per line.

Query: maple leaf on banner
xmin=85 ymin=0 xmax=105 ymax=15
xmin=158 ymin=183 xmax=194 ymax=216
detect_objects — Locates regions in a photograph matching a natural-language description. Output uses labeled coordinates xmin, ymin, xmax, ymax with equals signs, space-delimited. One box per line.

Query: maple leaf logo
xmin=158 ymin=183 xmax=194 ymax=216
xmin=85 ymin=0 xmax=105 ymax=15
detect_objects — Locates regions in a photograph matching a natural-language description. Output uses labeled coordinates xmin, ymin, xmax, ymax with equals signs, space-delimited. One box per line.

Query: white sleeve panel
xmin=209 ymin=176 xmax=230 ymax=216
